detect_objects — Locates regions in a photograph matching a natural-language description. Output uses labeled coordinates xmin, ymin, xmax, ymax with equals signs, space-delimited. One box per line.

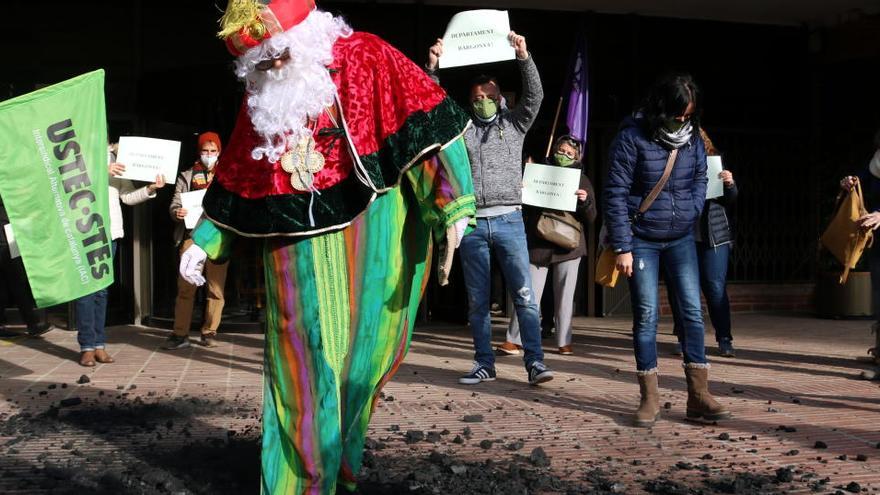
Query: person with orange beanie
xmin=163 ymin=132 xmax=229 ymax=349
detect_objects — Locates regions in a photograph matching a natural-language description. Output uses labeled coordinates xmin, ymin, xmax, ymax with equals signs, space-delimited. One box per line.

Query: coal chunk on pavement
xmin=643 ymin=478 xmax=691 ymax=494
xmin=76 ymin=375 xmax=90 ymax=384
xmin=404 ymin=430 xmax=425 ymax=444
xmin=845 ymin=481 xmax=861 ymax=493
xmin=363 ymin=438 xmax=386 ymax=450
xmin=814 ymin=441 xmax=828 ymax=449
xmin=708 ymin=472 xmax=784 ymax=493
xmin=529 ymin=447 xmax=550 ymax=467
xmin=462 ymin=414 xmax=484 ymax=423
xmin=59 ymin=397 xmax=82 ymax=408
xmin=775 ymin=467 xmax=794 ymax=482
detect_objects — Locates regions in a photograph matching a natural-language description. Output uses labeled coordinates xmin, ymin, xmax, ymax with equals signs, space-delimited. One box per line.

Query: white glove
xmin=179 ymin=244 xmax=208 ymax=286
xmin=453 ymin=218 xmax=470 ymax=248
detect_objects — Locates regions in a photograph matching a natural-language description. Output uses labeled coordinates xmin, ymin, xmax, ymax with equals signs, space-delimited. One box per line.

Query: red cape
xmin=214 ymin=32 xmax=447 ymax=199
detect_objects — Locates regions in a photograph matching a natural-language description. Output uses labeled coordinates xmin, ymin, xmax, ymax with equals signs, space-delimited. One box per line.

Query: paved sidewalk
xmin=1 ymin=313 xmax=879 ymax=493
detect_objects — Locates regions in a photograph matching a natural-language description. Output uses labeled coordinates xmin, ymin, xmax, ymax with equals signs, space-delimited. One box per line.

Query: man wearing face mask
xmin=164 ymin=132 xmax=229 ymax=350
xmin=426 ymin=32 xmax=553 ymax=386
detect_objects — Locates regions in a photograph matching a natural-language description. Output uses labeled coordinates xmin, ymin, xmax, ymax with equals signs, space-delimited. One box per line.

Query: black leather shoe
xmin=0 ymin=325 xmax=22 ymax=338
xmin=27 ymin=324 xmax=57 ymax=337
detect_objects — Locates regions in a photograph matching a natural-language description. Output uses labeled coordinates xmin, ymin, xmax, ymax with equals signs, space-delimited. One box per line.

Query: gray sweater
xmin=433 ymin=56 xmax=543 ymax=213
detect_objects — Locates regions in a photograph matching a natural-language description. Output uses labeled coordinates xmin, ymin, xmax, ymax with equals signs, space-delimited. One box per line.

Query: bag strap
xmin=855 ymin=180 xmax=868 ymax=215
xmin=639 ymin=148 xmax=679 ymax=214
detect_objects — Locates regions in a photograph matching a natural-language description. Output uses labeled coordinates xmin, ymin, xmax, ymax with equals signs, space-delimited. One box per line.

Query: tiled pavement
xmin=1 ymin=312 xmax=879 ymax=493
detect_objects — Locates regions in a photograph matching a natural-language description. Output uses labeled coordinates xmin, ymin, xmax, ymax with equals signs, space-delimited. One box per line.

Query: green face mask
xmin=664 ymin=118 xmax=687 ymax=133
xmin=554 ymin=153 xmax=576 ymax=167
xmin=472 ymin=99 xmax=498 ymax=120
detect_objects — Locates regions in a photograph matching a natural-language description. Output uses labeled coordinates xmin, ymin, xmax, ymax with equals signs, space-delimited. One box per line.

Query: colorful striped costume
xmin=192 ymin=32 xmax=474 ymax=493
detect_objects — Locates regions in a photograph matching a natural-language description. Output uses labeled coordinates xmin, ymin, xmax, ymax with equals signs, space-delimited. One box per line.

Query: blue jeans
xmin=460 ymin=210 xmax=543 ymax=369
xmin=671 ymin=242 xmax=732 ymax=342
xmin=629 ymin=234 xmax=707 ymax=371
xmin=76 ymin=241 xmax=116 ymax=352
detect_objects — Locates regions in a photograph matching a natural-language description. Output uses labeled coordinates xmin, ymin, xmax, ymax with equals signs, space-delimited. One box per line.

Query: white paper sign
xmin=706 ymin=156 xmax=724 ymax=199
xmin=521 ymin=163 xmax=581 ymax=212
xmin=3 ymin=223 xmax=20 ymax=259
xmin=116 ymin=136 xmax=181 ymax=183
xmin=181 ymin=189 xmax=207 ymax=229
xmin=438 ymin=10 xmax=516 ymax=69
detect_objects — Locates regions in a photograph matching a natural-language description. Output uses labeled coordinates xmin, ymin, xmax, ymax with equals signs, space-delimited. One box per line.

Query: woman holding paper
xmin=164 ymin=132 xmax=229 ymax=350
xmin=504 ymin=135 xmax=595 ymax=356
xmin=76 ymin=144 xmax=164 ymax=367
xmin=670 ymin=129 xmax=738 ymax=358
xmin=603 ymin=73 xmax=730 ymax=427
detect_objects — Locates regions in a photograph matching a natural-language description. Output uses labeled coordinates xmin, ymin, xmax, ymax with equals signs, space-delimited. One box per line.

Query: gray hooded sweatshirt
xmin=432 ymin=56 xmax=543 ymax=216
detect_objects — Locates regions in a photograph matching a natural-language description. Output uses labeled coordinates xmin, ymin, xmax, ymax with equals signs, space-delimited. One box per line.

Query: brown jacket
xmin=523 ymin=164 xmax=597 ymax=267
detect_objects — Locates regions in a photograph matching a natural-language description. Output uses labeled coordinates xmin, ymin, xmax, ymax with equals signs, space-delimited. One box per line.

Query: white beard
xmin=235 ymin=10 xmax=352 ymax=163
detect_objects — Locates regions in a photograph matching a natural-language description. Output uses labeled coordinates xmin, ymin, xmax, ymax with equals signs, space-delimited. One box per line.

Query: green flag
xmin=0 ymin=70 xmax=112 ymax=308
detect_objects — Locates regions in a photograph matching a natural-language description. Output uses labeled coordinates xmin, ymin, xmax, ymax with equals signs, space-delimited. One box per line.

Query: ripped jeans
xmin=629 ymin=233 xmax=707 ymax=371
xmin=460 ymin=210 xmax=544 ymax=370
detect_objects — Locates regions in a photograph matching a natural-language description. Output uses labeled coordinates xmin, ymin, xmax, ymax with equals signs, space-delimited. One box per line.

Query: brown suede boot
xmin=633 ymin=369 xmax=661 ymax=427
xmin=684 ymin=364 xmax=731 ymax=421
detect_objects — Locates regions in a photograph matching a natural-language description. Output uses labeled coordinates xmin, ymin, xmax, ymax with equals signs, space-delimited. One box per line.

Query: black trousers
xmin=0 ymin=243 xmax=43 ymax=329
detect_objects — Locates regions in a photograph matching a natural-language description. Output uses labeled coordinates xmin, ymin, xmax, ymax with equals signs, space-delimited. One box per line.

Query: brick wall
xmin=657 ymin=283 xmax=814 ymax=316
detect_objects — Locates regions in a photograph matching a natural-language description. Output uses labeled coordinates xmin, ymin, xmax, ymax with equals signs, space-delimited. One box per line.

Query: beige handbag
xmin=820 ymin=181 xmax=874 ymax=284
xmin=595 ymin=247 xmax=620 ymax=287
xmin=536 ymin=211 xmax=582 ymax=250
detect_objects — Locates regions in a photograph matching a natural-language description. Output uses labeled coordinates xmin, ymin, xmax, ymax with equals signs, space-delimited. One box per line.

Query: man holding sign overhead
xmin=426 ymin=20 xmax=554 ymax=387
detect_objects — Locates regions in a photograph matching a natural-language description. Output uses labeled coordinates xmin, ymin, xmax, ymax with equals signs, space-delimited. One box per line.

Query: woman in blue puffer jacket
xmin=603 ymin=73 xmax=731 ymax=427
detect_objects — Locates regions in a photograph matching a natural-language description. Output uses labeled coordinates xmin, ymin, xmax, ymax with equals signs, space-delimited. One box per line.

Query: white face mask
xmin=200 ymin=154 xmax=218 ymax=168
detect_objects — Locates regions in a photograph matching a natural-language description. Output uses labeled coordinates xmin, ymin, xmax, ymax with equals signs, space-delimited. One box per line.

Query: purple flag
xmin=564 ymin=31 xmax=589 ymax=145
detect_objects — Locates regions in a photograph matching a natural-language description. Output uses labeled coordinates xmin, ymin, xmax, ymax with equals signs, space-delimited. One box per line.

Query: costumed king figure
xmin=179 ymin=0 xmax=476 ymax=493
